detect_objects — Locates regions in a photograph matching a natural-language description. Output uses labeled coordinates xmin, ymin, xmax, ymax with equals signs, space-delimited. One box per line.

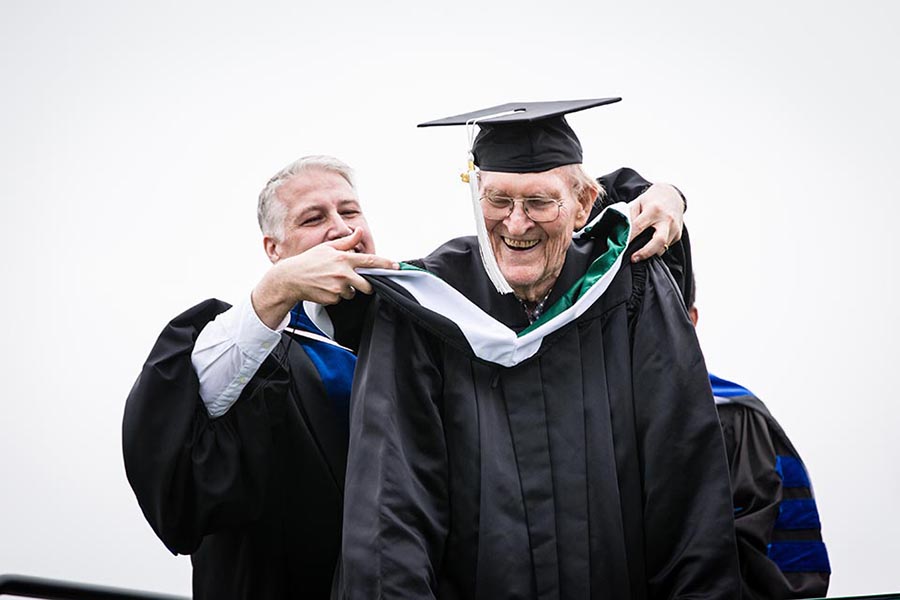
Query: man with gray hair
xmin=338 ymin=101 xmax=738 ymax=597
xmin=123 ymin=152 xmax=688 ymax=599
xmin=124 ymin=155 xmax=396 ymax=599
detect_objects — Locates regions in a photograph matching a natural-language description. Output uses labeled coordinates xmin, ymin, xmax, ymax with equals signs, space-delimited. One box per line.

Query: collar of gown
xmin=307 ymin=202 xmax=632 ymax=368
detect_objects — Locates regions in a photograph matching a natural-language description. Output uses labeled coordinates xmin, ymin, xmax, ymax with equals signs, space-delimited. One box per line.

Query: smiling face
xmin=263 ymin=168 xmax=374 ymax=263
xmin=479 ymin=166 xmax=593 ymax=303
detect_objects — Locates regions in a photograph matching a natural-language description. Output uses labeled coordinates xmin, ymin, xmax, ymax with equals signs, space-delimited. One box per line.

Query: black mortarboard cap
xmin=418 ymin=98 xmax=621 ymax=173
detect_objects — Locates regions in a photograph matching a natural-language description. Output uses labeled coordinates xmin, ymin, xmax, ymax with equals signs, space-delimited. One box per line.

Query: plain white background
xmin=2 ymin=1 xmax=897 ymax=596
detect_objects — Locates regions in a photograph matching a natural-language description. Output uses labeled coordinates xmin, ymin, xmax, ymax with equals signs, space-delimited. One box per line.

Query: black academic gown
xmin=122 ymin=299 xmax=348 ymax=599
xmin=714 ymin=377 xmax=830 ymax=599
xmin=336 ymin=209 xmax=741 ymax=598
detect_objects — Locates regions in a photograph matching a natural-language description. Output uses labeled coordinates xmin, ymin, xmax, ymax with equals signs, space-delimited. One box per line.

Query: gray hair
xmin=257 ymin=155 xmax=357 ymax=240
xmin=560 ymin=164 xmax=605 ymax=207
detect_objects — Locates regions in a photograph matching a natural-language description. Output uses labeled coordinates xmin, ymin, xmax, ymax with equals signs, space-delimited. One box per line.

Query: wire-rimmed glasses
xmin=480 ymin=195 xmax=563 ymax=223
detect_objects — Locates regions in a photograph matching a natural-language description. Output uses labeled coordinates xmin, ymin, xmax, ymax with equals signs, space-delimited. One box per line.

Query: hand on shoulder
xmin=627 ymin=183 xmax=685 ymax=262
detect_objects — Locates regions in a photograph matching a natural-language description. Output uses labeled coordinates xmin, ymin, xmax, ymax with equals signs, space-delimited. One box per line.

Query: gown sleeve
xmin=629 ymin=258 xmax=742 ymax=598
xmin=122 ymin=299 xmax=289 ymax=554
xmin=597 ymin=166 xmax=656 ymax=207
xmin=718 ymin=404 xmax=830 ymax=599
xmin=338 ymin=298 xmax=449 ymax=599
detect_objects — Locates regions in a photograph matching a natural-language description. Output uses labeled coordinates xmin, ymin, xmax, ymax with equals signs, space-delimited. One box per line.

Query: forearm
xmin=191 ymin=294 xmax=287 ymax=417
xmin=124 ymin=299 xmax=281 ymax=553
xmin=251 ymin=265 xmax=297 ymax=330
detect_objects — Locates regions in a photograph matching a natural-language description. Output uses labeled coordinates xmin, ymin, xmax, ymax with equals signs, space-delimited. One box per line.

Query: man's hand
xmin=251 ymin=228 xmax=399 ymax=329
xmin=628 ymin=183 xmax=685 ymax=262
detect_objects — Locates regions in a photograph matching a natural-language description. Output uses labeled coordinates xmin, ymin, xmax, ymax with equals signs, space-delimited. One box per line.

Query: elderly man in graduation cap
xmin=330 ymin=99 xmax=741 ymax=598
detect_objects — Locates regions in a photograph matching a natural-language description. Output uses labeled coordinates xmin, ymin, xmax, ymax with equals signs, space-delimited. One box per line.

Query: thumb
xmin=327 ymin=227 xmax=363 ymax=251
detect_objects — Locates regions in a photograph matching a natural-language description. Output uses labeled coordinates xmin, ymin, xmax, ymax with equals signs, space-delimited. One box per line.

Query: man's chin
xmin=498 ymin=270 xmax=538 ymax=296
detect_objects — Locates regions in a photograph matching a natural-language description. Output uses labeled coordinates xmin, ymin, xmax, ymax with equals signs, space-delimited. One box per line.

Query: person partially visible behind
xmin=688 ymin=279 xmax=831 ymax=599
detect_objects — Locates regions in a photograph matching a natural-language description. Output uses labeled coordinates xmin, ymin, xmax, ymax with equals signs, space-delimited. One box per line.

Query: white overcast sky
xmin=1 ymin=1 xmax=898 ymax=596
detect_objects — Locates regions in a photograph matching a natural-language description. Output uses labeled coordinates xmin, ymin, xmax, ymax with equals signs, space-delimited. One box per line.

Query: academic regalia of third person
xmin=713 ymin=374 xmax=831 ymax=599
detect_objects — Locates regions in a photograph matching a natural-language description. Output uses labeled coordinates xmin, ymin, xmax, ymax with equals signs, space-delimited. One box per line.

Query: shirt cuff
xmin=200 ymin=297 xmax=289 ymax=419
xmin=226 ymin=295 xmax=290 ymax=362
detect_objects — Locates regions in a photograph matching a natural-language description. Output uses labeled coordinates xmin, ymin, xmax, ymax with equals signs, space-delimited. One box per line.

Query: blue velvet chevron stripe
xmin=774 ymin=498 xmax=821 ymax=530
xmin=767 ymin=541 xmax=831 ymax=573
xmin=775 ymin=455 xmax=811 ymax=488
xmin=290 ymin=305 xmax=356 ymax=428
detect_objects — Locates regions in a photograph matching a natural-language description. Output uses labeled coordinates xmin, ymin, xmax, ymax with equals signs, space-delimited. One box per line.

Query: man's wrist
xmin=671 ymin=184 xmax=687 ymax=212
xmin=251 ymin=272 xmax=294 ymax=330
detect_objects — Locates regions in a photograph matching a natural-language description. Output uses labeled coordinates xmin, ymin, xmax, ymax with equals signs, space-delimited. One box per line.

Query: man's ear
xmin=573 ymin=191 xmax=594 ymax=229
xmin=263 ymin=236 xmax=280 ymax=264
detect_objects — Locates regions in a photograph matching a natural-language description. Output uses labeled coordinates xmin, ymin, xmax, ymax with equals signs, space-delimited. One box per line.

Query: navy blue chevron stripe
xmin=775 ymin=455 xmax=811 ymax=489
xmin=774 ymin=498 xmax=821 ymax=530
xmin=767 ymin=541 xmax=831 ymax=573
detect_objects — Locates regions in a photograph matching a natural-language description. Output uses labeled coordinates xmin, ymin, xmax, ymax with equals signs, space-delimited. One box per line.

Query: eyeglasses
xmin=480 ymin=195 xmax=564 ymax=223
